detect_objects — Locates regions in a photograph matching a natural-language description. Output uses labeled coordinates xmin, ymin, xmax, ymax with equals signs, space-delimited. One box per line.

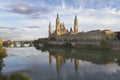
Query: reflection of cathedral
xmin=74 ymin=59 xmax=79 ymax=73
xmin=49 ymin=54 xmax=52 ymax=66
xmin=56 ymin=55 xmax=66 ymax=74
xmin=49 ymin=54 xmax=79 ymax=74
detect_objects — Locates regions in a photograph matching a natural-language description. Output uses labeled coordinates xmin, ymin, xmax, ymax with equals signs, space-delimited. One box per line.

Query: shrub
xmin=100 ymin=39 xmax=110 ymax=49
xmin=10 ymin=73 xmax=32 ymax=80
xmin=84 ymin=44 xmax=93 ymax=48
xmin=0 ymin=74 xmax=7 ymax=80
xmin=63 ymin=42 xmax=73 ymax=48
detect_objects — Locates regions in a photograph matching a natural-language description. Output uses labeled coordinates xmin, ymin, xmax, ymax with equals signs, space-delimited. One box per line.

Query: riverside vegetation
xmin=34 ymin=38 xmax=117 ymax=50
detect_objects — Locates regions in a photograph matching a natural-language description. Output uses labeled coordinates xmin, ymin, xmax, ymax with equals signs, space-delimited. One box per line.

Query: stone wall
xmin=61 ymin=30 xmax=116 ymax=41
xmin=110 ymin=42 xmax=120 ymax=50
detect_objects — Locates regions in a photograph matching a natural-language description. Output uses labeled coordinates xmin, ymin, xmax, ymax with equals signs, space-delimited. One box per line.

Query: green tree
xmin=0 ymin=44 xmax=7 ymax=59
xmin=0 ymin=44 xmax=7 ymax=80
xmin=100 ymin=38 xmax=110 ymax=49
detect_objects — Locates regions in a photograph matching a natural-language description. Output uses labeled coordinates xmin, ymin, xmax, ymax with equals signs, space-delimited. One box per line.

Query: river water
xmin=2 ymin=47 xmax=120 ymax=80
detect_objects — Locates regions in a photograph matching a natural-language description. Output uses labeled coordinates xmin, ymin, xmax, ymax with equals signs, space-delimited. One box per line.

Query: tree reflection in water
xmin=0 ymin=59 xmax=6 ymax=80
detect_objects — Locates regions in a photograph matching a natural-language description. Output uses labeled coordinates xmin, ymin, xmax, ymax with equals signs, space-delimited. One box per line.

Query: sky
xmin=0 ymin=0 xmax=120 ymax=40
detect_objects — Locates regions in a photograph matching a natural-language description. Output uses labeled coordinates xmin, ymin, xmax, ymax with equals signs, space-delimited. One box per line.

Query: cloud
xmin=61 ymin=0 xmax=66 ymax=9
xmin=4 ymin=3 xmax=51 ymax=18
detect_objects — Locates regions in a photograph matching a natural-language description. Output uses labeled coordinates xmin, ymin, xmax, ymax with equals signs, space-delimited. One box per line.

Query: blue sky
xmin=0 ymin=0 xmax=120 ymax=40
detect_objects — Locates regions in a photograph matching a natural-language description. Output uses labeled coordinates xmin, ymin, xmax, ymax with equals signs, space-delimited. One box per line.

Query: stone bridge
xmin=12 ymin=40 xmax=34 ymax=47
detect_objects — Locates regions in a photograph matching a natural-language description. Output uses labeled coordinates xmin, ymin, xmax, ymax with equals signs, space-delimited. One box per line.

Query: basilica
xmin=49 ymin=14 xmax=78 ymax=39
xmin=48 ymin=14 xmax=116 ymax=41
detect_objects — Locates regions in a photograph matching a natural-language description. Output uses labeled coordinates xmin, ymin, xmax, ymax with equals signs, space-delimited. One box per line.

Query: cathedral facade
xmin=49 ymin=14 xmax=78 ymax=40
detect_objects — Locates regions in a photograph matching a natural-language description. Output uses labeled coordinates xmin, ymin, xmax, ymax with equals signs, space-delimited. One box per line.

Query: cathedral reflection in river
xmin=49 ymin=54 xmax=80 ymax=74
xmin=38 ymin=47 xmax=120 ymax=75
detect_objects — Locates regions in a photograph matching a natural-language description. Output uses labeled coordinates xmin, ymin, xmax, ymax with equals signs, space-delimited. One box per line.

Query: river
xmin=2 ymin=47 xmax=120 ymax=80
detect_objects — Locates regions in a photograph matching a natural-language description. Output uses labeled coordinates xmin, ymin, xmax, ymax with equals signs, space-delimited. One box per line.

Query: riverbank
xmin=34 ymin=38 xmax=120 ymax=51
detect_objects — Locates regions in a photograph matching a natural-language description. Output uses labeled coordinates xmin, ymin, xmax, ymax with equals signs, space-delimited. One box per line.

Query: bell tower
xmin=56 ymin=14 xmax=61 ymax=36
xmin=74 ymin=15 xmax=78 ymax=33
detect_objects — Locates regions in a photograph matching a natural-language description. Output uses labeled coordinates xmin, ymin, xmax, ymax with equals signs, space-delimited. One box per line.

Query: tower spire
xmin=57 ymin=13 xmax=59 ymax=19
xmin=56 ymin=13 xmax=60 ymax=36
xmin=74 ymin=15 xmax=78 ymax=33
xmin=75 ymin=14 xmax=77 ymax=20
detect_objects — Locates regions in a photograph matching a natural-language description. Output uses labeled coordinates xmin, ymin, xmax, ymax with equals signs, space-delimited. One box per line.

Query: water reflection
xmin=0 ymin=59 xmax=6 ymax=80
xmin=56 ymin=55 xmax=66 ymax=74
xmin=3 ymin=47 xmax=120 ymax=80
xmin=0 ymin=59 xmax=4 ymax=72
xmin=49 ymin=54 xmax=80 ymax=74
xmin=45 ymin=48 xmax=120 ymax=80
xmin=43 ymin=47 xmax=120 ymax=65
xmin=0 ymin=58 xmax=32 ymax=80
xmin=46 ymin=48 xmax=120 ymax=76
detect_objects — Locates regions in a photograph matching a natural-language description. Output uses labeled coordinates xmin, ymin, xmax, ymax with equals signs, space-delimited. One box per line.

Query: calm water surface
xmin=2 ymin=47 xmax=120 ymax=80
